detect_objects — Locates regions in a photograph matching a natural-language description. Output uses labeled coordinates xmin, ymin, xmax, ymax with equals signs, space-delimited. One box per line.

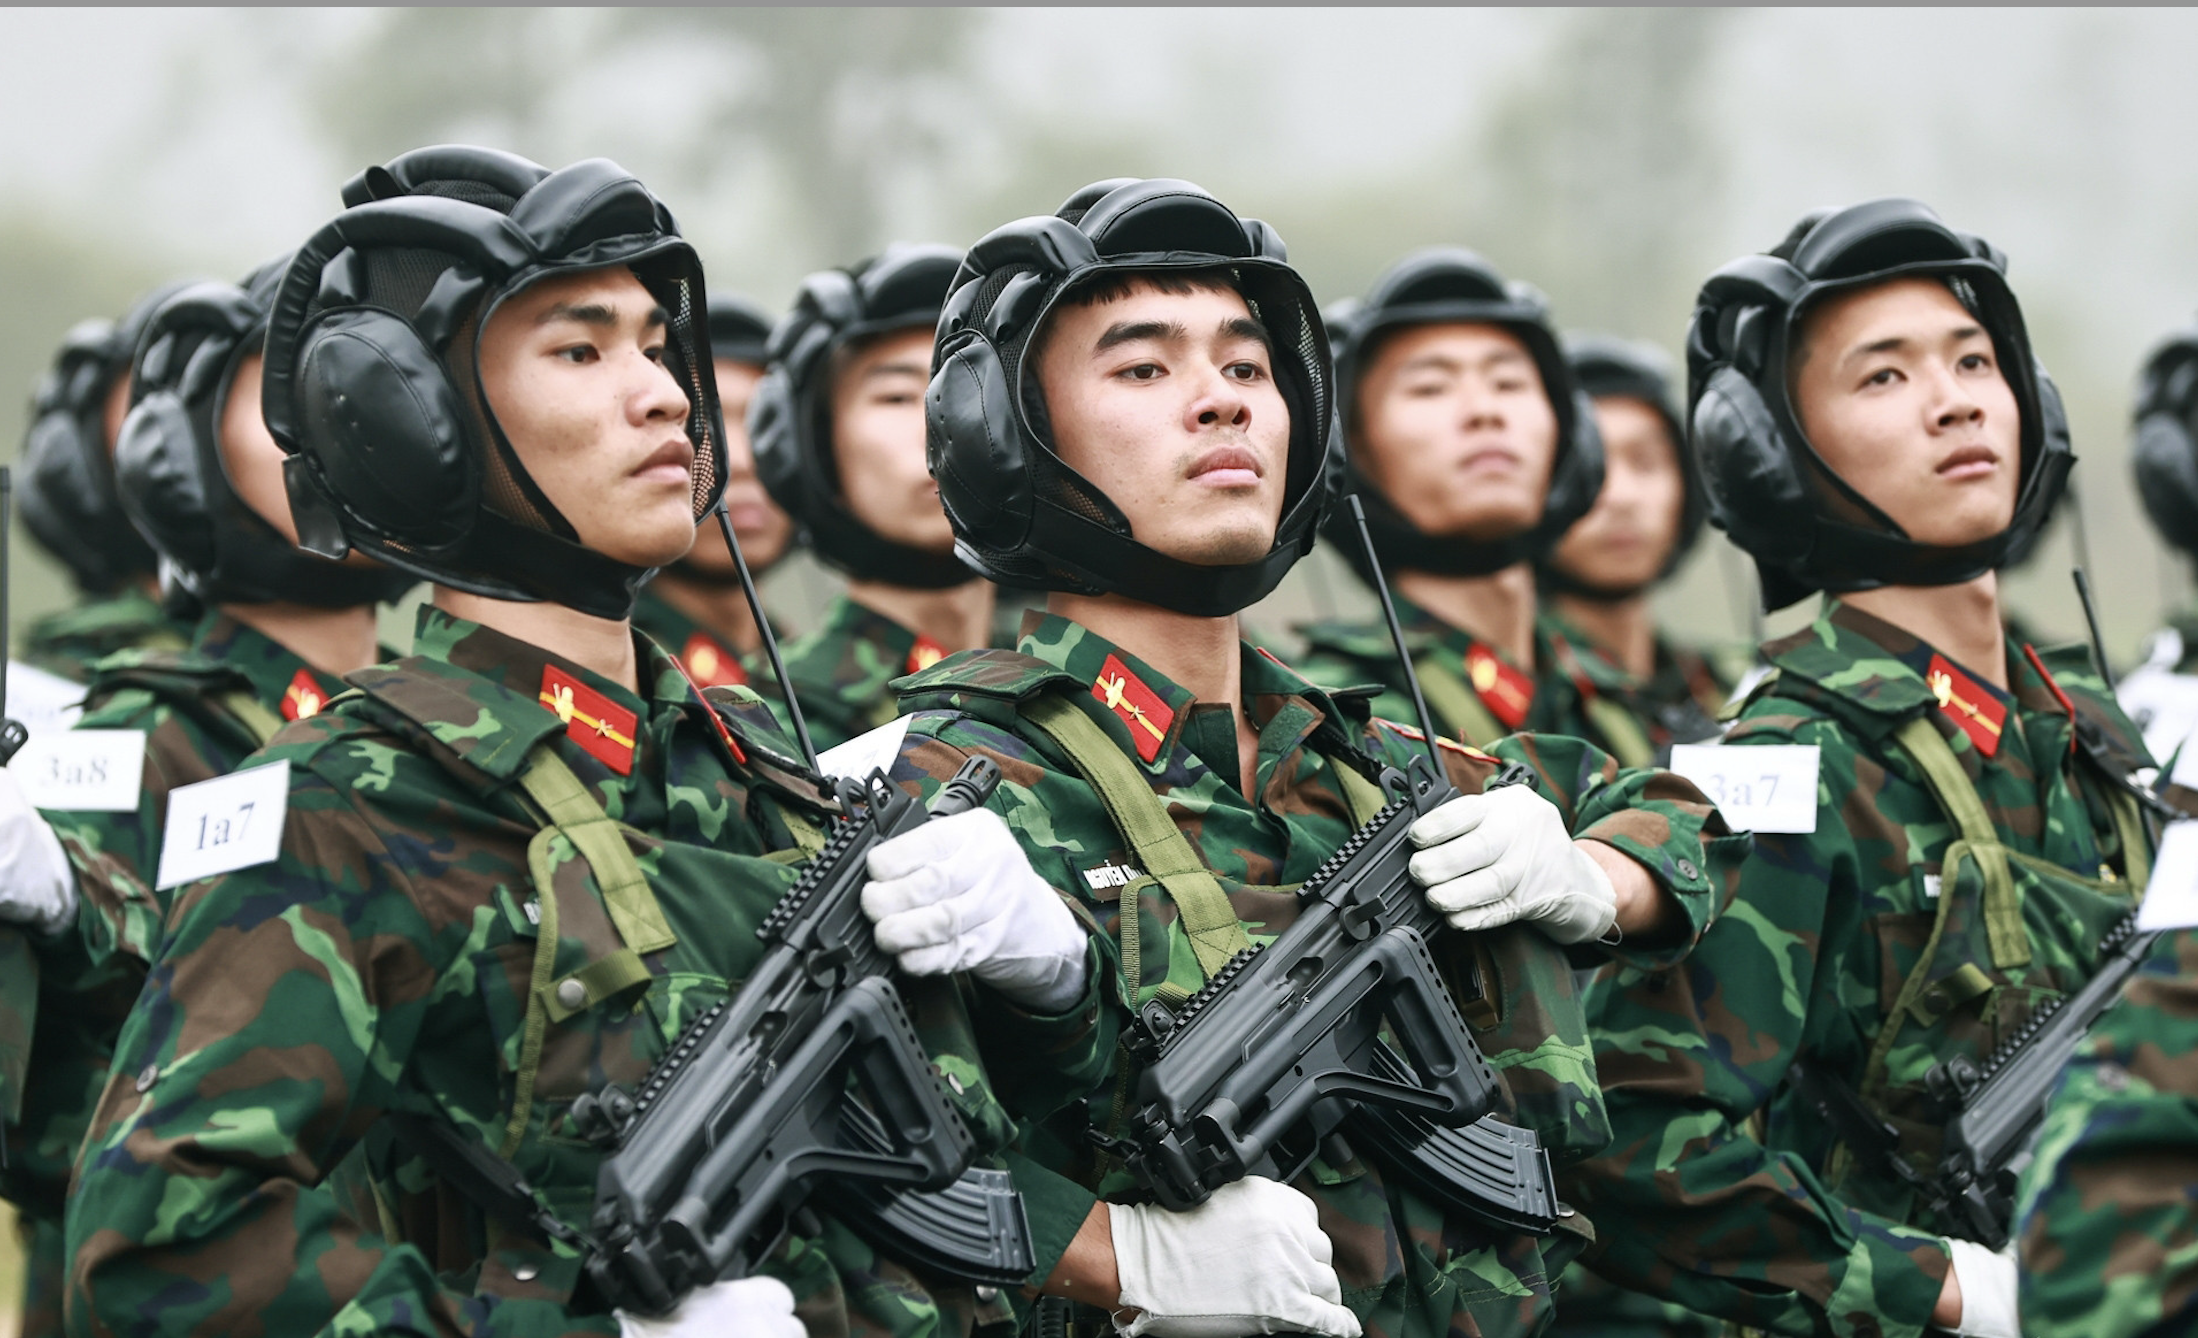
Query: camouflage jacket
xmin=65 ymin=607 xmax=1093 ymax=1338
xmin=20 ymin=588 xmax=190 ymax=685
xmin=1296 ymin=597 xmax=1662 ymax=768
xmin=1570 ymin=600 xmax=2154 ymax=1338
xmin=757 ymin=593 xmax=946 ymax=754
xmin=1537 ymin=610 xmax=1747 ymax=769
xmin=2016 ymin=926 xmax=2198 ymax=1338
xmin=629 ymin=584 xmax=757 ymax=692
xmin=878 ymin=611 xmax=1739 ymax=1338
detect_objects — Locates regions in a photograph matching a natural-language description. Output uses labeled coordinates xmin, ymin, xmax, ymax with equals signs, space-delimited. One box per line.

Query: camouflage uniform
xmin=19 ymin=588 xmax=190 ymax=686
xmin=629 ymin=583 xmax=758 ymax=692
xmin=65 ymin=608 xmax=1102 ymax=1338
xmin=2015 ymin=926 xmax=2198 ymax=1338
xmin=1297 ymin=597 xmax=1665 ymax=769
xmin=1535 ymin=612 xmax=1747 ymax=771
xmin=879 ymin=610 xmax=1741 ymax=1338
xmin=2 ymin=612 xmax=337 ymax=1338
xmin=1569 ymin=601 xmax=2154 ymax=1338
xmin=761 ymin=593 xmax=949 ymax=754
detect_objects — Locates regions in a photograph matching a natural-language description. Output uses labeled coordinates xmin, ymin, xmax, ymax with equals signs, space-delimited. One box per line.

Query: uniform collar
xmin=788 ymin=594 xmax=929 ymax=704
xmin=190 ymin=611 xmax=336 ymax=722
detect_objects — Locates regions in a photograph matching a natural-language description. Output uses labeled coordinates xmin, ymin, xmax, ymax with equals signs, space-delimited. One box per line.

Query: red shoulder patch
xmin=282 ymin=668 xmax=329 ymax=721
xmin=678 ymin=632 xmax=748 ymax=689
xmin=1465 ymin=644 xmax=1534 ymax=730
xmin=906 ymin=634 xmax=948 ymax=675
xmin=1092 ymin=653 xmax=1175 ymax=763
xmin=539 ymin=664 xmax=639 ymax=775
xmin=1926 ymin=653 xmax=2006 ymax=758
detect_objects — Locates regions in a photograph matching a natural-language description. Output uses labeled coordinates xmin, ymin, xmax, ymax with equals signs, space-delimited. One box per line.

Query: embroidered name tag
xmin=1082 ymin=858 xmax=1148 ymax=891
xmin=156 ymin=760 xmax=290 ymax=889
xmin=2139 ymin=820 xmax=2198 ymax=932
xmin=11 ymin=729 xmax=144 ymax=811
xmin=1667 ymin=742 xmax=1819 ymax=835
xmin=819 ymin=715 xmax=913 ymax=785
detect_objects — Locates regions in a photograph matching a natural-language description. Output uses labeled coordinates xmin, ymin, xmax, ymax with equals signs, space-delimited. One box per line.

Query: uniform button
xmin=555 ymin=979 xmax=587 ymax=1010
xmin=946 ymin=1073 xmax=966 ymax=1095
xmin=135 ymin=1064 xmax=158 ymax=1093
xmin=1675 ymin=859 xmax=1700 ymax=882
xmin=513 ymin=1262 xmax=540 ymax=1283
xmin=974 ymin=1285 xmax=1000 ymax=1303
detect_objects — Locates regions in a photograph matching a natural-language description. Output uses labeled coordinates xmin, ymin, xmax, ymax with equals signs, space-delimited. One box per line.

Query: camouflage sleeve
xmin=2017 ymin=928 xmax=2198 ymax=1338
xmin=1561 ymin=709 xmax=1950 ymax=1338
xmin=64 ymin=760 xmax=617 ymax=1338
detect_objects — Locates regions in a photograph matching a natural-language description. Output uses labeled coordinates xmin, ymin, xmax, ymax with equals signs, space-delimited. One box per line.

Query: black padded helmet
xmin=749 ymin=243 xmax=971 ymax=588
xmin=1539 ymin=333 xmax=1705 ymax=600
xmin=18 ymin=283 xmax=193 ymax=593
xmin=114 ymin=256 xmax=418 ymax=608
xmin=1325 ymin=248 xmax=1605 ymax=580
xmin=707 ymin=291 xmax=774 ymax=369
xmin=1687 ymin=198 xmax=2071 ymax=611
xmin=262 ymin=144 xmax=725 ymax=620
xmin=927 ymin=178 xmax=1337 ymax=617
xmin=2132 ymin=321 xmax=2198 ymax=560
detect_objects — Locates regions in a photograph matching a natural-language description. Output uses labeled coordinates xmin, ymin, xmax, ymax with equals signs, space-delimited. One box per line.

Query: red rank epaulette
xmin=1376 ymin=718 xmax=1489 ymax=759
xmin=1926 ymin=653 xmax=2006 ymax=757
xmin=1465 ymin=644 xmax=1534 ymax=730
xmin=678 ymin=631 xmax=748 ymax=689
xmin=282 ymin=668 xmax=328 ymax=721
xmin=1092 ymin=652 xmax=1174 ymax=763
xmin=906 ymin=634 xmax=948 ymax=675
xmin=539 ymin=664 xmax=639 ymax=775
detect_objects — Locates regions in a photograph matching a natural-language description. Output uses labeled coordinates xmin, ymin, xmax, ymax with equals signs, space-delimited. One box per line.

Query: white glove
xmin=1110 ymin=1176 xmax=1360 ymax=1338
xmin=0 ymin=765 xmax=75 ymax=936
xmin=864 ymin=806 xmax=1092 ymax=1013
xmin=1406 ymin=784 xmax=1617 ymax=945
xmin=1945 ymin=1238 xmax=2019 ymax=1338
xmin=617 ymin=1275 xmax=803 ymax=1338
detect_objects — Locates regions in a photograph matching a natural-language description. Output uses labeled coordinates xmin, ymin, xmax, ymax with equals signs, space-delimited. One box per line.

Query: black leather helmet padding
xmin=297 ymin=308 xmax=475 ymax=548
xmin=1324 ymin=247 xmax=1605 ymax=581
xmin=1686 ymin=197 xmax=2071 ymax=610
xmin=926 ymin=178 xmax=1338 ymax=617
xmin=708 ymin=292 xmax=774 ymax=368
xmin=2133 ymin=323 xmax=2198 ymax=559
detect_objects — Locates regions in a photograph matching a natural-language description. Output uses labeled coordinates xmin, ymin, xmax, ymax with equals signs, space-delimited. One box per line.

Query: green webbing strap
xmin=216 ymin=690 xmax=285 ymax=747
xmin=1584 ymin=696 xmax=1655 ymax=771
xmin=781 ymin=807 xmax=828 ymax=858
xmin=1333 ymin=763 xmax=1388 ymax=827
xmin=2106 ymin=789 xmax=2152 ymax=892
xmin=1892 ymin=716 xmax=2028 ymax=970
xmin=1022 ymin=695 xmax=1252 ymax=983
xmin=1412 ymin=654 xmax=1507 ymax=748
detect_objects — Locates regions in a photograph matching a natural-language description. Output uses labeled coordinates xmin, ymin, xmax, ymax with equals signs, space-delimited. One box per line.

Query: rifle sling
xmin=385 ymin=1109 xmax=588 ymax=1253
xmin=1413 ymin=653 xmax=1509 ymax=749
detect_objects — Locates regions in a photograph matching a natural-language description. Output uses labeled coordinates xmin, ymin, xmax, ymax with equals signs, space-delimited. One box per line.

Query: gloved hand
xmin=1110 ymin=1175 xmax=1360 ymax=1338
xmin=1406 ymin=784 xmax=1617 ymax=944
xmin=1945 ymin=1238 xmax=2019 ymax=1338
xmin=617 ymin=1275 xmax=803 ymax=1338
xmin=0 ymin=764 xmax=75 ymax=936
xmin=864 ymin=806 xmax=1092 ymax=1014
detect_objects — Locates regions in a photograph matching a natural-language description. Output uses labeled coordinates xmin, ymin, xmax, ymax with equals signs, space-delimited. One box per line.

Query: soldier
xmin=852 ymin=177 xmax=1741 ymax=1337
xmin=0 ymin=256 xmax=420 ymax=1338
xmin=59 ymin=147 xmax=1105 ymax=1338
xmin=630 ymin=291 xmax=796 ymax=688
xmin=1539 ymin=336 xmax=1738 ymax=762
xmin=1568 ymin=200 xmax=2151 ymax=1338
xmin=2111 ymin=321 xmax=2198 ymax=763
xmin=751 ymin=245 xmax=995 ymax=751
xmin=16 ymin=284 xmax=199 ymax=684
xmin=1296 ymin=251 xmax=1640 ymax=762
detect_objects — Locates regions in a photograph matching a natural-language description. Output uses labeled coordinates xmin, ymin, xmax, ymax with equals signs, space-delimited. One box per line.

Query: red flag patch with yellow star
xmin=1465 ymin=644 xmax=1534 ymax=730
xmin=906 ymin=634 xmax=948 ymax=675
xmin=282 ymin=668 xmax=329 ymax=721
xmin=539 ymin=664 xmax=639 ymax=775
xmin=678 ymin=632 xmax=748 ymax=689
xmin=1925 ymin=653 xmax=2006 ymax=757
xmin=1092 ymin=653 xmax=1174 ymax=763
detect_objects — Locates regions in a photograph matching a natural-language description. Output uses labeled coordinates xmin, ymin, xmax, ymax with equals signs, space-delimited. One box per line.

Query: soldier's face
xmin=681 ymin=358 xmax=793 ymax=577
xmin=479 ymin=266 xmax=700 ymax=570
xmin=1354 ymin=323 xmax=1559 ymax=545
xmin=218 ymin=352 xmax=301 ymax=545
xmin=1036 ymin=281 xmax=1290 ymax=568
xmin=832 ymin=327 xmax=951 ymax=555
xmin=1791 ymin=278 xmax=2021 ymax=547
xmin=1548 ymin=396 xmax=1685 ymax=593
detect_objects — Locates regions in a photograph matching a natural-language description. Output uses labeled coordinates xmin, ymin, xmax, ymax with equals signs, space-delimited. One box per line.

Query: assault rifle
xmin=1089 ymin=495 xmax=1560 ymax=1236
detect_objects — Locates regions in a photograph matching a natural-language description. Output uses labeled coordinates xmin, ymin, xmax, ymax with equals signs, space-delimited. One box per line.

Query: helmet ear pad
xmin=927 ymin=332 xmax=1034 ymax=555
xmin=293 ymin=306 xmax=476 ymax=554
xmin=112 ymin=387 xmax=218 ymax=580
xmin=1691 ymin=361 xmax=1813 ymax=569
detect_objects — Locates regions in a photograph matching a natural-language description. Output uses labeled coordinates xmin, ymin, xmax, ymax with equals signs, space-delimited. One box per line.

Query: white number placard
xmin=818 ymin=715 xmax=912 ymax=787
xmin=11 ymin=730 xmax=144 ymax=811
xmin=156 ymin=760 xmax=290 ymax=890
xmin=2140 ymin=821 xmax=2198 ymax=932
xmin=1667 ymin=743 xmax=1820 ymax=835
xmin=6 ymin=661 xmax=86 ymax=738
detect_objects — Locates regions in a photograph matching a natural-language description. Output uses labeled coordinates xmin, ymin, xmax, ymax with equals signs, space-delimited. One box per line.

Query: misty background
xmin=1 ymin=5 xmax=2191 ymax=662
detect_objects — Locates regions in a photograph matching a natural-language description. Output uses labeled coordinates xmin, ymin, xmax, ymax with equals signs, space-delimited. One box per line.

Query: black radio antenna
xmin=1344 ymin=494 xmax=1442 ymax=771
xmin=712 ymin=500 xmax=818 ymax=774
